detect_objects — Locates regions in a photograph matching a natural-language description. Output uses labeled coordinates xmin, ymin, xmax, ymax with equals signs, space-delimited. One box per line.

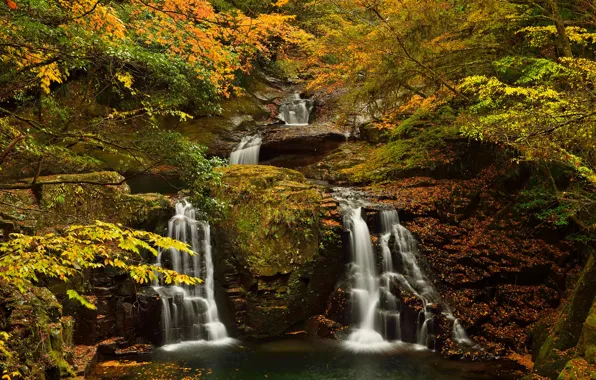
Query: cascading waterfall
xmin=343 ymin=206 xmax=388 ymax=349
xmin=278 ymin=93 xmax=315 ymax=126
xmin=153 ymin=201 xmax=231 ymax=346
xmin=230 ymin=135 xmax=262 ymax=165
xmin=339 ymin=191 xmax=473 ymax=351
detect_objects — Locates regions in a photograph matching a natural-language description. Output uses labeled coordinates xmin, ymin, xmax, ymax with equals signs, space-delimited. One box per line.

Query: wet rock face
xmin=213 ymin=166 xmax=345 ymax=338
xmin=60 ymin=268 xmax=140 ymax=347
xmin=259 ymin=123 xmax=347 ymax=169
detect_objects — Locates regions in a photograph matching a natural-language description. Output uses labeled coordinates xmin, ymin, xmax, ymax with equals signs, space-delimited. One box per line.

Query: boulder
xmin=213 ymin=165 xmax=344 ymax=338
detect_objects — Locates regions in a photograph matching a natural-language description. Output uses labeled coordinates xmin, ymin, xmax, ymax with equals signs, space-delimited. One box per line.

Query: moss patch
xmin=533 ymin=253 xmax=596 ymax=378
xmin=215 ymin=165 xmax=321 ymax=276
xmin=341 ymin=125 xmax=461 ymax=183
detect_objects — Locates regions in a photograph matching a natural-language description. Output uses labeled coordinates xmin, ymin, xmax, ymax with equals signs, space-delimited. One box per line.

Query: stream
xmin=91 ymin=91 xmax=516 ymax=379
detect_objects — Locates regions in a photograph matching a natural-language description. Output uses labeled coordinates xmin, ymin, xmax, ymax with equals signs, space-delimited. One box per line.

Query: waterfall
xmin=278 ymin=93 xmax=315 ymax=126
xmin=230 ymin=135 xmax=262 ymax=165
xmin=338 ymin=191 xmax=473 ymax=351
xmin=343 ymin=206 xmax=387 ymax=348
xmin=153 ymin=201 xmax=231 ymax=346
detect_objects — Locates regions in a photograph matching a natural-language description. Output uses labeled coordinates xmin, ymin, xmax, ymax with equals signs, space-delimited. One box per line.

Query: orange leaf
xmin=6 ymin=0 xmax=17 ymax=9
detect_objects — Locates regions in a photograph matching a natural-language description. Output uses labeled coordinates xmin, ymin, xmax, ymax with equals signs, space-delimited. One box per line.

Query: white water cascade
xmin=339 ymin=191 xmax=473 ymax=352
xmin=278 ymin=93 xmax=315 ymax=126
xmin=230 ymin=135 xmax=262 ymax=165
xmin=153 ymin=201 xmax=231 ymax=346
xmin=343 ymin=206 xmax=388 ymax=349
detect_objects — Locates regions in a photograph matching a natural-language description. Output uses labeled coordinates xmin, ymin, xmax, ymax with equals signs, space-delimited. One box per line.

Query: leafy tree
xmin=0 ymin=0 xmax=310 ymax=192
xmin=0 ymin=221 xmax=200 ymax=303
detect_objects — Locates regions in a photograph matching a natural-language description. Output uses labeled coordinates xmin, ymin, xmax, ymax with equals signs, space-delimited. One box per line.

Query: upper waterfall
xmin=153 ymin=201 xmax=232 ymax=346
xmin=230 ymin=135 xmax=262 ymax=165
xmin=278 ymin=93 xmax=315 ymax=126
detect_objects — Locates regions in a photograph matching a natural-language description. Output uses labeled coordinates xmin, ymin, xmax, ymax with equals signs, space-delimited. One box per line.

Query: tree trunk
xmin=548 ymin=0 xmax=573 ymax=58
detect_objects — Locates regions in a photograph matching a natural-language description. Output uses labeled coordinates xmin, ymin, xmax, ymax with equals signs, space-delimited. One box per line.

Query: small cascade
xmin=452 ymin=318 xmax=474 ymax=346
xmin=153 ymin=201 xmax=231 ymax=345
xmin=278 ymin=93 xmax=315 ymax=126
xmin=230 ymin=135 xmax=262 ymax=165
xmin=337 ymin=190 xmax=473 ymax=351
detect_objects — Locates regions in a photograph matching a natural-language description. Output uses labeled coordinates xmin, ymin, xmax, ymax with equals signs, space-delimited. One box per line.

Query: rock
xmin=0 ymin=171 xmax=174 ymax=236
xmin=259 ymin=123 xmax=347 ymax=169
xmin=0 ymin=280 xmax=76 ymax=378
xmin=324 ymin=276 xmax=351 ymax=326
xmin=305 ymin=315 xmax=345 ymax=339
xmin=135 ymin=287 xmax=164 ymax=346
xmin=214 ymin=165 xmax=344 ymax=338
xmin=72 ymin=345 xmax=98 ymax=376
xmin=557 ymin=358 xmax=596 ymax=379
xmin=360 ymin=124 xmax=390 ymax=144
xmin=534 ymin=254 xmax=596 ymax=378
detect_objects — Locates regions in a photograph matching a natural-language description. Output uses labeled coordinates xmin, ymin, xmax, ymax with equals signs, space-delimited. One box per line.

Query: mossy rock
xmin=0 ymin=280 xmax=76 ymax=378
xmin=578 ymin=300 xmax=596 ymax=364
xmin=216 ymin=165 xmax=321 ymax=276
xmin=0 ymin=171 xmax=173 ymax=235
xmin=534 ymin=254 xmax=596 ymax=378
xmin=214 ymin=165 xmax=344 ymax=337
xmin=558 ymin=358 xmax=596 ymax=380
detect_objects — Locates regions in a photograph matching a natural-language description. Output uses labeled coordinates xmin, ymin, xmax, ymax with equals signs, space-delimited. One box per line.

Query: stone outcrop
xmin=213 ymin=165 xmax=345 ymax=337
xmin=259 ymin=123 xmax=347 ymax=169
xmin=0 ymin=171 xmax=173 ymax=237
xmin=0 ymin=280 xmax=76 ymax=378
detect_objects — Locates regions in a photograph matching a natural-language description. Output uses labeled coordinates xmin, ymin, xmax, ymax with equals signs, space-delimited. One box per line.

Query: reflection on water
xmin=89 ymin=337 xmax=513 ymax=380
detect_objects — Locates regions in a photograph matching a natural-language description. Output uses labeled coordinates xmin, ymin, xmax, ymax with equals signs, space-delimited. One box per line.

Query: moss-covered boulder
xmin=577 ymin=299 xmax=596 ymax=364
xmin=214 ymin=165 xmax=344 ymax=337
xmin=533 ymin=254 xmax=596 ymax=378
xmin=557 ymin=358 xmax=596 ymax=379
xmin=543 ymin=264 xmax=596 ymax=379
xmin=0 ymin=280 xmax=76 ymax=379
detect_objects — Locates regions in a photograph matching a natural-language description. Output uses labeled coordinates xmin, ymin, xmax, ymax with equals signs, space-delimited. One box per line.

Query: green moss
xmin=558 ymin=358 xmax=596 ymax=380
xmin=341 ymin=124 xmax=460 ymax=183
xmin=534 ymin=253 xmax=596 ymax=377
xmin=215 ymin=166 xmax=321 ymax=276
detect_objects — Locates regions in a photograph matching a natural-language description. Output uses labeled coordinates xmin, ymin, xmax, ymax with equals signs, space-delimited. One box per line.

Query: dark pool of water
xmin=89 ymin=338 xmax=515 ymax=380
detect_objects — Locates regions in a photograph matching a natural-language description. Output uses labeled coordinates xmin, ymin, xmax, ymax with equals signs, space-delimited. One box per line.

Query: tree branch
xmin=0 ymin=133 xmax=25 ymax=167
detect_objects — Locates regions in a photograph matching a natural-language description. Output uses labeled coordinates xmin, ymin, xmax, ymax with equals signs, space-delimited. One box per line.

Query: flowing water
xmin=278 ymin=93 xmax=315 ymax=126
xmin=153 ymin=201 xmax=232 ymax=345
xmin=230 ymin=135 xmax=262 ymax=165
xmin=337 ymin=190 xmax=473 ymax=352
xmin=88 ymin=337 xmax=513 ymax=380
